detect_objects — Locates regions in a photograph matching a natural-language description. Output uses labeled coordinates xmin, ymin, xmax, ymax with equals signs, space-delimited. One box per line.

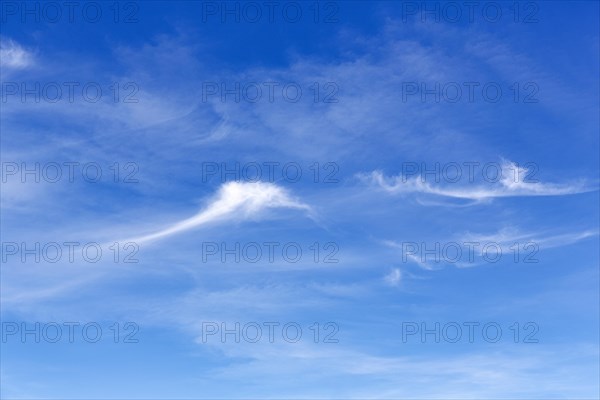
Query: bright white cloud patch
xmin=126 ymin=181 xmax=311 ymax=245
xmin=0 ymin=38 xmax=33 ymax=69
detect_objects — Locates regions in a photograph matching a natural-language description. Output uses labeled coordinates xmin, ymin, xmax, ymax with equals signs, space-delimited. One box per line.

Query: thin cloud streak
xmin=361 ymin=160 xmax=595 ymax=203
xmin=383 ymin=228 xmax=598 ymax=270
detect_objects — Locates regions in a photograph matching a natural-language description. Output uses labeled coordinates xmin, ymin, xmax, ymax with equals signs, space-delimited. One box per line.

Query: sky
xmin=0 ymin=1 xmax=599 ymax=398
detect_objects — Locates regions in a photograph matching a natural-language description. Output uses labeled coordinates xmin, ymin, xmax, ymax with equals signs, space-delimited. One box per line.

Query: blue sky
xmin=1 ymin=1 xmax=599 ymax=398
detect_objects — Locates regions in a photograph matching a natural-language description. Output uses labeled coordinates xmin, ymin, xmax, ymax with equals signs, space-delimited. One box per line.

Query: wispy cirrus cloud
xmin=360 ymin=160 xmax=595 ymax=204
xmin=384 ymin=268 xmax=402 ymax=286
xmin=0 ymin=37 xmax=34 ymax=70
xmin=460 ymin=227 xmax=599 ymax=251
xmin=384 ymin=227 xmax=598 ymax=270
xmin=123 ymin=181 xmax=312 ymax=245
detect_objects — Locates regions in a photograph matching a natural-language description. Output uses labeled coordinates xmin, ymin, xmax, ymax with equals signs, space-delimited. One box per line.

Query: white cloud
xmin=0 ymin=38 xmax=33 ymax=69
xmin=384 ymin=228 xmax=598 ymax=269
xmin=124 ymin=181 xmax=312 ymax=245
xmin=361 ymin=160 xmax=594 ymax=203
xmin=384 ymin=268 xmax=402 ymax=286
xmin=460 ymin=227 xmax=599 ymax=251
xmin=382 ymin=240 xmax=438 ymax=270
